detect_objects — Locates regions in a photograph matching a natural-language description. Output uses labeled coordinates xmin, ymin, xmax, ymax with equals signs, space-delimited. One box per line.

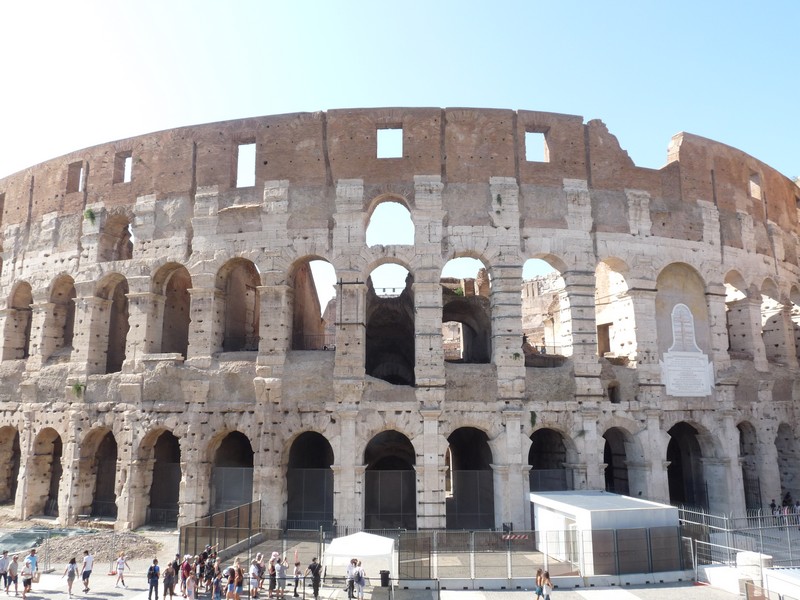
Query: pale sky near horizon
xmin=1 ymin=1 xmax=798 ymax=301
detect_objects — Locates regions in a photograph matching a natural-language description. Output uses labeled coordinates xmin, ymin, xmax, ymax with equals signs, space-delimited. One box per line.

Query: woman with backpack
xmin=62 ymin=557 xmax=78 ymax=598
xmin=353 ymin=560 xmax=366 ymax=600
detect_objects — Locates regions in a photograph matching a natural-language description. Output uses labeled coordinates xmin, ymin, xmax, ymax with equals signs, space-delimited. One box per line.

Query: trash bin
xmin=379 ymin=570 xmax=390 ymax=587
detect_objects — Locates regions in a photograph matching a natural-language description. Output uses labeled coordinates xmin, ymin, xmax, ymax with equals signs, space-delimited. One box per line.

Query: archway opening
xmin=6 ymin=282 xmax=32 ymax=360
xmin=365 ymin=264 xmax=414 ymax=385
xmin=738 ymin=422 xmax=761 ymax=510
xmin=98 ymin=276 xmax=130 ymax=374
xmin=219 ymin=259 xmax=261 ymax=352
xmin=291 ymin=259 xmax=337 ymax=350
xmin=776 ymin=423 xmax=799 ymax=505
xmin=529 ymin=429 xmax=570 ymax=491
xmin=211 ymin=431 xmax=254 ymax=513
xmin=441 ymin=258 xmax=491 ymax=363
xmin=0 ymin=427 xmax=20 ymax=504
xmin=286 ymin=432 xmax=334 ymax=529
xmin=603 ymin=428 xmax=629 ymax=495
xmin=364 ymin=430 xmax=416 ymax=529
xmin=595 ymin=260 xmax=635 ymax=361
xmin=45 ymin=275 xmax=76 ymax=362
xmin=158 ymin=265 xmax=192 ymax=357
xmin=28 ymin=429 xmax=62 ymax=517
xmin=667 ymin=422 xmax=707 ymax=509
xmin=149 ymin=431 xmax=181 ymax=526
xmin=724 ymin=272 xmax=751 ymax=358
xmin=446 ymin=427 xmax=494 ymax=529
xmin=521 ymin=259 xmax=567 ymax=366
xmin=92 ymin=432 xmax=118 ymax=518
xmin=99 ymin=214 xmax=133 ymax=261
xmin=366 ymin=201 xmax=414 ymax=247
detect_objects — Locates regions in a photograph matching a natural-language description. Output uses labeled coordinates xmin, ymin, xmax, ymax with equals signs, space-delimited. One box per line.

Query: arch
xmin=27 ymin=428 xmax=62 ymax=517
xmin=75 ymin=428 xmax=118 ymax=518
xmin=366 ymin=264 xmax=415 ymax=385
xmin=211 ymin=431 xmax=254 ymax=513
xmin=289 ymin=257 xmax=336 ymax=350
xmin=363 ymin=430 xmax=416 ymax=529
xmin=148 ymin=430 xmax=181 ymax=526
xmin=595 ymin=259 xmax=635 ymax=361
xmin=725 ymin=270 xmax=754 ymax=357
xmin=776 ymin=423 xmax=799 ymax=503
xmin=446 ymin=427 xmax=494 ymax=529
xmin=441 ymin=257 xmax=491 ymax=364
xmin=521 ymin=259 xmax=567 ymax=359
xmin=286 ymin=432 xmax=334 ymax=529
xmin=366 ymin=199 xmax=414 ymax=247
xmin=737 ymin=421 xmax=761 ymax=510
xmin=656 ymin=263 xmax=711 ymax=356
xmin=99 ymin=213 xmax=133 ymax=261
xmin=4 ymin=281 xmax=33 ymax=360
xmin=97 ymin=274 xmax=130 ymax=373
xmin=43 ymin=274 xmax=76 ymax=363
xmin=666 ymin=422 xmax=707 ymax=509
xmin=218 ymin=258 xmax=261 ymax=352
xmin=761 ymin=278 xmax=790 ymax=364
xmin=0 ymin=426 xmax=20 ymax=504
xmin=529 ymin=428 xmax=572 ymax=491
xmin=603 ymin=427 xmax=630 ymax=495
xmin=154 ymin=263 xmax=192 ymax=357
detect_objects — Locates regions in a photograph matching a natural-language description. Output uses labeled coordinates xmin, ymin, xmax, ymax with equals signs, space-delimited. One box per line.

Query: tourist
xmin=292 ymin=561 xmax=302 ymax=597
xmin=225 ymin=564 xmax=237 ymax=599
xmin=63 ymin=557 xmax=78 ymax=597
xmin=234 ymin=558 xmax=245 ymax=600
xmin=186 ymin=570 xmax=197 ymax=600
xmin=346 ymin=558 xmax=357 ymax=599
xmin=115 ymin=551 xmax=131 ymax=588
xmin=267 ymin=554 xmax=277 ymax=598
xmin=304 ymin=557 xmax=321 ymax=600
xmin=147 ymin=558 xmax=161 ymax=600
xmin=181 ymin=555 xmax=192 ymax=596
xmin=211 ymin=567 xmax=223 ymax=600
xmin=275 ymin=555 xmax=288 ymax=598
xmin=81 ymin=549 xmax=94 ymax=593
xmin=0 ymin=550 xmax=8 ymax=592
xmin=24 ymin=549 xmax=37 ymax=590
xmin=542 ymin=570 xmax=553 ymax=600
xmin=5 ymin=555 xmax=18 ymax=595
xmin=20 ymin=554 xmax=33 ymax=600
xmin=353 ymin=560 xmax=366 ymax=600
xmin=254 ymin=552 xmax=265 ymax=590
xmin=163 ymin=561 xmax=177 ymax=599
xmin=534 ymin=568 xmax=544 ymax=600
xmin=249 ymin=559 xmax=260 ymax=598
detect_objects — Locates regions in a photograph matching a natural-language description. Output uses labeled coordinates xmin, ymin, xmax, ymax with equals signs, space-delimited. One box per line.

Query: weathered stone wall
xmin=0 ymin=107 xmax=798 ymax=531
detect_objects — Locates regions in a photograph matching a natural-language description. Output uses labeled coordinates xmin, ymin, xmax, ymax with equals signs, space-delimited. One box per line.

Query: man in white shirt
xmin=81 ymin=550 xmax=94 ymax=593
xmin=0 ymin=551 xmax=9 ymax=590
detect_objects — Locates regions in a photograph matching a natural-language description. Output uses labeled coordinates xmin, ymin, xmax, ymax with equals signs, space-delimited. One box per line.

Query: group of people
xmin=534 ymin=568 xmax=553 ymax=600
xmin=61 ymin=549 xmax=94 ymax=597
xmin=0 ymin=548 xmax=38 ymax=599
xmin=344 ymin=558 xmax=366 ymax=600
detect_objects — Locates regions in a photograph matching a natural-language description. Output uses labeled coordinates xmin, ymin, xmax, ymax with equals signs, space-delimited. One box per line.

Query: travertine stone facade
xmin=0 ymin=108 xmax=799 ymax=531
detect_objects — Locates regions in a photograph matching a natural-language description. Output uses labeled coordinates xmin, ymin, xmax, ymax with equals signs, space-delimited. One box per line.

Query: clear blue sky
xmin=0 ymin=0 xmax=798 ymax=181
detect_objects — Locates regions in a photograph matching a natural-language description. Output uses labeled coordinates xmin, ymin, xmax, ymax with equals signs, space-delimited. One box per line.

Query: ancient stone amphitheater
xmin=0 ymin=108 xmax=797 ymax=531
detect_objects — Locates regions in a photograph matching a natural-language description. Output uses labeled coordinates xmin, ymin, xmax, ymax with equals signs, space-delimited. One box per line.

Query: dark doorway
xmin=603 ymin=428 xmax=629 ymax=495
xmin=667 ymin=422 xmax=707 ymax=509
xmin=149 ymin=432 xmax=181 ymax=526
xmin=211 ymin=432 xmax=254 ymax=513
xmin=93 ymin=432 xmax=118 ymax=517
xmin=446 ymin=427 xmax=494 ymax=529
xmin=529 ymin=429 xmax=570 ymax=491
xmin=286 ymin=432 xmax=334 ymax=529
xmin=364 ymin=431 xmax=416 ymax=529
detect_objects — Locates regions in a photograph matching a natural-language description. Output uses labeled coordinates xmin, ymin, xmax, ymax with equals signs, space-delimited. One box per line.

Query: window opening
xmin=377 ymin=128 xmax=403 ymax=159
xmin=597 ymin=323 xmax=611 ymax=356
xmin=236 ymin=142 xmax=256 ymax=188
xmin=608 ymin=383 xmax=620 ymax=404
xmin=113 ymin=152 xmax=133 ymax=184
xmin=67 ymin=162 xmax=84 ymax=193
xmin=749 ymin=173 xmax=762 ymax=200
xmin=366 ymin=201 xmax=414 ymax=247
xmin=525 ymin=131 xmax=549 ymax=163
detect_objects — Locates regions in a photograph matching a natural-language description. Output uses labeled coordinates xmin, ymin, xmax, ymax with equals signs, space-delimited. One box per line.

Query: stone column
xmin=417 ymin=405 xmax=446 ymax=529
xmin=14 ymin=411 xmax=36 ymax=520
xmin=642 ymin=409 xmax=670 ymax=503
xmin=59 ymin=430 xmax=82 ymax=526
xmin=560 ymin=271 xmax=603 ymax=401
xmin=333 ymin=409 xmax=361 ymax=529
xmin=493 ymin=409 xmax=530 ymax=530
xmin=705 ymin=283 xmax=731 ymax=370
xmin=713 ymin=410 xmax=746 ymax=515
xmin=186 ymin=276 xmax=225 ymax=368
xmin=333 ymin=279 xmax=367 ymax=381
xmin=413 ymin=277 xmax=445 ymax=387
xmin=491 ymin=266 xmax=526 ymax=401
xmin=69 ymin=294 xmax=112 ymax=376
xmin=25 ymin=300 xmax=53 ymax=370
xmin=579 ymin=408 xmax=604 ymax=490
xmin=125 ymin=276 xmax=166 ymax=370
xmin=257 ymin=283 xmax=291 ymax=376
xmin=626 ymin=286 xmax=663 ymax=391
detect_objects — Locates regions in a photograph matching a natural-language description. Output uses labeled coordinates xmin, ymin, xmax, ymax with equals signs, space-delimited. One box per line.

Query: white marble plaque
xmin=660 ymin=303 xmax=714 ymax=397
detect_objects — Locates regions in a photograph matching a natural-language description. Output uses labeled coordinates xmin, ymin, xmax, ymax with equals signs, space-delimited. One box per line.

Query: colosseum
xmin=0 ymin=107 xmax=798 ymax=531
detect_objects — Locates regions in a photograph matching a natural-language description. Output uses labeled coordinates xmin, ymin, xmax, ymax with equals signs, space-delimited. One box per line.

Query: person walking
xmin=353 ymin=560 xmax=366 ymax=600
xmin=81 ymin=549 xmax=94 ymax=593
xmin=345 ymin=558 xmax=356 ymax=599
xmin=534 ymin=568 xmax=544 ymax=600
xmin=304 ymin=558 xmax=321 ymax=600
xmin=542 ymin=570 xmax=553 ymax=600
xmin=116 ymin=551 xmax=131 ymax=588
xmin=5 ymin=555 xmax=18 ymax=595
xmin=0 ymin=550 xmax=9 ymax=592
xmin=20 ymin=555 xmax=33 ymax=600
xmin=148 ymin=558 xmax=161 ymax=600
xmin=163 ymin=562 xmax=177 ymax=600
xmin=63 ymin=557 xmax=78 ymax=597
xmin=292 ymin=561 xmax=302 ymax=598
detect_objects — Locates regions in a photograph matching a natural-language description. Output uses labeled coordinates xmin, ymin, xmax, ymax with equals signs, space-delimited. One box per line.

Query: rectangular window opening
xmin=597 ymin=323 xmax=611 ymax=356
xmin=113 ymin=152 xmax=133 ymax=184
xmin=67 ymin=161 xmax=84 ymax=193
xmin=377 ymin=128 xmax=403 ymax=159
xmin=525 ymin=131 xmax=549 ymax=163
xmin=749 ymin=173 xmax=762 ymax=200
xmin=236 ymin=142 xmax=256 ymax=188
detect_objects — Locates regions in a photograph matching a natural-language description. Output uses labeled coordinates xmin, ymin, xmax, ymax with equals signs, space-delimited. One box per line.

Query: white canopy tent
xmin=322 ymin=531 xmax=397 ymax=580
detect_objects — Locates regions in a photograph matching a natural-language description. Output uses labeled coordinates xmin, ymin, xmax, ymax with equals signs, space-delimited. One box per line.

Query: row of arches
xmin=4 ymin=417 xmax=795 ymax=527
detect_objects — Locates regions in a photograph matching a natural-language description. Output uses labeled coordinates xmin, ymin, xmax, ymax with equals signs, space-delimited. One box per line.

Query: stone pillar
xmin=25 ymin=300 xmax=53 ymax=370
xmin=333 ymin=409 xmax=361 ymax=529
xmin=333 ymin=280 xmax=367 ymax=381
xmin=14 ymin=411 xmax=36 ymax=520
xmin=59 ymin=429 xmax=82 ymax=526
xmin=560 ymin=271 xmax=603 ymax=401
xmin=493 ymin=409 xmax=530 ymax=530
xmin=413 ymin=278 xmax=445 ymax=387
xmin=125 ymin=457 xmax=155 ymax=530
xmin=705 ymin=283 xmax=732 ymax=371
xmin=178 ymin=428 xmax=211 ymax=525
xmin=579 ymin=408 xmax=604 ymax=490
xmin=713 ymin=410 xmax=746 ymax=515
xmin=186 ymin=277 xmax=224 ymax=368
xmin=757 ymin=383 xmax=782 ymax=504
xmin=125 ymin=278 xmax=166 ymax=371
xmin=69 ymin=294 xmax=112 ymax=376
xmin=417 ymin=404 xmax=446 ymax=529
xmin=642 ymin=409 xmax=670 ymax=503
xmin=491 ymin=266 xmax=526 ymax=401
xmin=626 ymin=286 xmax=662 ymax=387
